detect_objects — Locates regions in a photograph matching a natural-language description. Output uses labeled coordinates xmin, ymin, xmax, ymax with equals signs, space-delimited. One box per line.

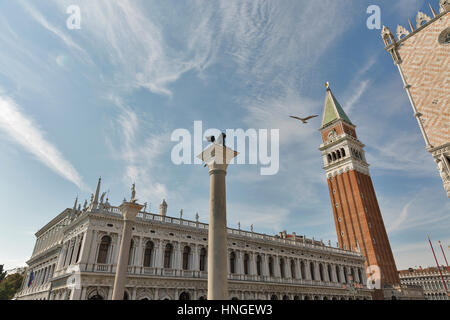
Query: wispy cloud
xmin=0 ymin=95 xmax=86 ymax=189
xmin=19 ymin=0 xmax=88 ymax=57
xmin=388 ymin=201 xmax=411 ymax=232
xmin=345 ymin=80 xmax=370 ymax=113
xmin=106 ymin=96 xmax=169 ymax=204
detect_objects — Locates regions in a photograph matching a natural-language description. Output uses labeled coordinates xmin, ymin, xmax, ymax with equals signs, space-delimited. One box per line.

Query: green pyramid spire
xmin=321 ymin=83 xmax=352 ymax=128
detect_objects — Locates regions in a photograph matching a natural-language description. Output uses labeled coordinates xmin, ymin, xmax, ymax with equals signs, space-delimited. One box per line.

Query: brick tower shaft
xmin=319 ymin=84 xmax=400 ymax=290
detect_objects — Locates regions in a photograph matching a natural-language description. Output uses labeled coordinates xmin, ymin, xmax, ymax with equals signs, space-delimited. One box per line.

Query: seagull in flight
xmin=289 ymin=115 xmax=319 ymax=124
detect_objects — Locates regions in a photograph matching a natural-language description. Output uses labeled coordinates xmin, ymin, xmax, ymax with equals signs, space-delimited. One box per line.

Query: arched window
xmin=327 ymin=154 xmax=332 ymax=163
xmin=300 ymin=261 xmax=306 ymax=279
xmin=199 ymin=248 xmax=207 ymax=272
xmin=343 ymin=267 xmax=348 ymax=283
xmin=336 ymin=265 xmax=341 ymax=283
xmin=332 ymin=152 xmax=337 ymax=161
xmin=282 ymin=295 xmax=289 ymax=300
xmin=229 ymin=252 xmax=236 ymax=274
xmin=290 ymin=260 xmax=296 ymax=279
xmin=143 ymin=241 xmax=154 ymax=267
xmin=319 ymin=263 xmax=324 ymax=281
xmin=164 ymin=244 xmax=173 ymax=269
xmin=350 ymin=268 xmax=355 ymax=282
xmin=243 ymin=254 xmax=249 ymax=275
xmin=179 ymin=292 xmax=190 ymax=300
xmin=268 ymin=257 xmax=274 ymax=277
xmin=336 ymin=150 xmax=341 ymax=159
xmin=256 ymin=255 xmax=262 ymax=276
xmin=128 ymin=239 xmax=134 ymax=265
xmin=183 ymin=246 xmax=191 ymax=270
xmin=341 ymin=148 xmax=346 ymax=157
xmin=328 ymin=264 xmax=333 ymax=282
xmin=97 ymin=236 xmax=111 ymax=264
xmin=270 ymin=295 xmax=278 ymax=300
xmin=310 ymin=262 xmax=316 ymax=281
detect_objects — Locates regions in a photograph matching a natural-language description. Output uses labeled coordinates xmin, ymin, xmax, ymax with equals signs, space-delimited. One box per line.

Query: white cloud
xmin=0 ymin=95 xmax=86 ymax=190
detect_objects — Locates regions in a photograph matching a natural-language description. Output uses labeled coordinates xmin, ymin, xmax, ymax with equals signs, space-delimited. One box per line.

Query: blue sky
xmin=0 ymin=0 xmax=448 ymax=271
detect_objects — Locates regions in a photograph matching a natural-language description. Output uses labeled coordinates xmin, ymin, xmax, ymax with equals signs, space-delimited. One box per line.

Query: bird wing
xmin=304 ymin=115 xmax=319 ymax=121
xmin=289 ymin=116 xmax=303 ymax=121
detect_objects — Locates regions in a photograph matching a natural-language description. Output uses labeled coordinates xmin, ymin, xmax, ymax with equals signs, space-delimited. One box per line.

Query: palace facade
xmin=14 ymin=181 xmax=372 ymax=300
xmin=399 ymin=267 xmax=450 ymax=300
xmin=382 ymin=0 xmax=450 ymax=197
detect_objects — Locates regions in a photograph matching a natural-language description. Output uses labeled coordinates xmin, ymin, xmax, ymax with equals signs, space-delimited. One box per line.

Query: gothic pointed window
xmin=229 ymin=252 xmax=236 ymax=274
xmin=183 ymin=246 xmax=191 ymax=270
xmin=199 ymin=248 xmax=207 ymax=271
xmin=97 ymin=236 xmax=111 ymax=264
xmin=164 ymin=243 xmax=173 ymax=269
xmin=143 ymin=241 xmax=154 ymax=267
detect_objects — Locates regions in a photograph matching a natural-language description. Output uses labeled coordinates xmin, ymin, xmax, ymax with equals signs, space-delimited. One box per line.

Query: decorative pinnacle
xmin=325 ymin=82 xmax=330 ymax=89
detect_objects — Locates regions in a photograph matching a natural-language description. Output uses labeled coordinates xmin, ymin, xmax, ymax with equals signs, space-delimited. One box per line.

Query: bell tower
xmin=319 ymin=83 xmax=400 ymax=296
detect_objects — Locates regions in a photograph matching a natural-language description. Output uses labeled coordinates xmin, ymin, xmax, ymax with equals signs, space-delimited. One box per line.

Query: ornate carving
xmin=396 ymin=25 xmax=410 ymax=40
xmin=416 ymin=11 xmax=431 ymax=28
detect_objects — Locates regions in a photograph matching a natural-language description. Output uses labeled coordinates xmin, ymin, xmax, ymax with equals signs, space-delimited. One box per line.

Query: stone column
xmin=71 ymin=236 xmax=81 ymax=265
xmin=112 ymin=200 xmax=144 ymax=300
xmin=197 ymin=140 xmax=238 ymax=300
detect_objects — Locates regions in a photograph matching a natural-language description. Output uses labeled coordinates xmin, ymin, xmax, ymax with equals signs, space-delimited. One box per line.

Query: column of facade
xmin=56 ymin=242 xmax=68 ymax=271
xmin=64 ymin=239 xmax=74 ymax=267
xmin=274 ymin=256 xmax=281 ymax=278
xmin=135 ymin=237 xmax=143 ymax=268
xmin=285 ymin=258 xmax=292 ymax=279
xmin=193 ymin=245 xmax=199 ymax=271
xmin=87 ymin=231 xmax=100 ymax=266
xmin=77 ymin=230 xmax=92 ymax=270
xmin=250 ymin=253 xmax=257 ymax=276
xmin=237 ymin=251 xmax=244 ymax=275
xmin=157 ymin=240 xmax=164 ymax=271
xmin=111 ymin=234 xmax=121 ymax=268
xmin=340 ymin=266 xmax=346 ymax=283
xmin=305 ymin=260 xmax=311 ymax=280
xmin=174 ymin=242 xmax=182 ymax=270
xmin=70 ymin=236 xmax=82 ymax=265
xmin=295 ymin=259 xmax=301 ymax=280
xmin=263 ymin=254 xmax=270 ymax=277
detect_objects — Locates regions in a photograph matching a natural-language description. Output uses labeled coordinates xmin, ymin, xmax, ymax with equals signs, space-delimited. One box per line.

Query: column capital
xmin=197 ymin=143 xmax=238 ymax=174
xmin=119 ymin=201 xmax=144 ymax=221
